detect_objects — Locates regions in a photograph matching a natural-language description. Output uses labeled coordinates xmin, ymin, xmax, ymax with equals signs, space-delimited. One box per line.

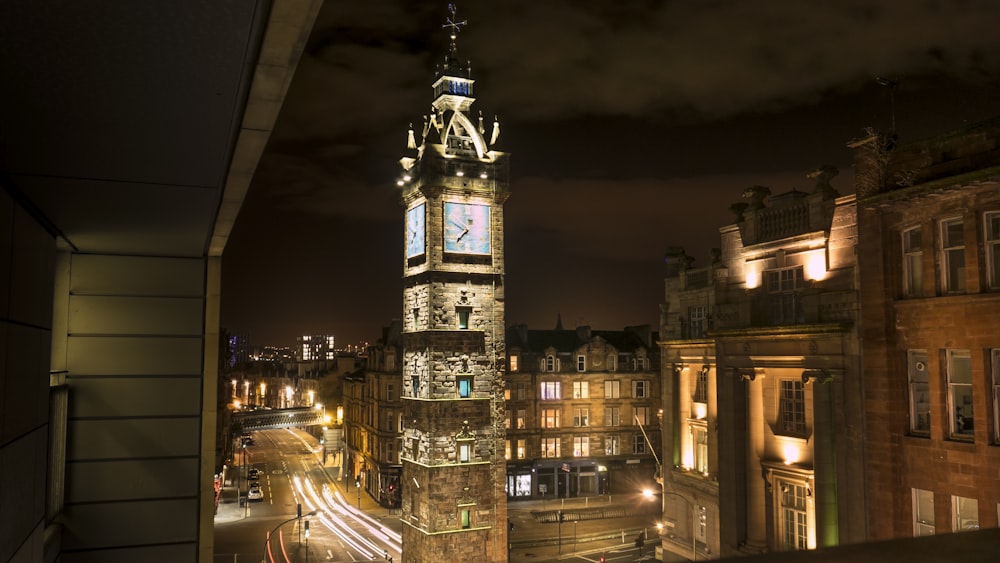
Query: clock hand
xmin=456 ymin=228 xmax=469 ymax=242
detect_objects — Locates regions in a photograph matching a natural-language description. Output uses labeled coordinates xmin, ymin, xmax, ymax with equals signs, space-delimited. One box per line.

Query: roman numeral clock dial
xmin=444 ymin=202 xmax=491 ymax=254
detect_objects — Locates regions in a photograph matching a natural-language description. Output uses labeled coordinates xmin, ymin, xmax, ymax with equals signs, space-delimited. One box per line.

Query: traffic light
xmin=558 ymin=511 xmax=564 ymax=522
xmin=304 ymin=520 xmax=310 ymax=539
xmin=599 ymin=556 xmax=605 ymax=563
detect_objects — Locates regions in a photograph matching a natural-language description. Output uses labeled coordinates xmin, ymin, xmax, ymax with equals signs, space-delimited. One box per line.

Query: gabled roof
xmin=506 ymin=324 xmax=656 ymax=354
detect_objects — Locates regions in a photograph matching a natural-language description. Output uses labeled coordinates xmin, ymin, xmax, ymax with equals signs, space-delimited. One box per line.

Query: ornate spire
xmin=440 ymin=3 xmax=470 ymax=77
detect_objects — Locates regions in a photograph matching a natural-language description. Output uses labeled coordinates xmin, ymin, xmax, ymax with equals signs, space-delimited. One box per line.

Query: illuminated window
xmin=779 ymin=380 xmax=806 ymax=436
xmin=458 ymin=442 xmax=472 ymax=463
xmin=505 ymin=410 xmax=511 ymax=429
xmin=541 ymin=381 xmax=561 ymax=400
xmin=633 ymin=406 xmax=650 ymax=426
xmin=693 ymin=368 xmax=708 ymax=403
xmin=458 ymin=376 xmax=472 ymax=398
xmin=605 ymin=436 xmax=620 ymax=455
xmin=541 ymin=408 xmax=560 ymax=428
xmin=765 ymin=266 xmax=805 ymax=324
xmin=691 ymin=422 xmax=708 ymax=474
xmin=632 ymin=380 xmax=649 ymax=398
xmin=509 ymin=355 xmax=519 ymax=372
xmin=987 ymin=212 xmax=1000 ymax=289
xmin=573 ymin=381 xmax=589 ymax=399
xmin=457 ymin=307 xmax=471 ymax=329
xmin=516 ymin=409 xmax=526 ymax=429
xmin=952 ymin=495 xmax=979 ymax=531
xmin=460 ymin=509 xmax=471 ymax=529
xmin=908 ymin=350 xmax=930 ymax=436
xmin=516 ymin=439 xmax=526 ymax=459
xmin=542 ymin=437 xmax=560 ymax=458
xmin=505 ymin=440 xmax=511 ymax=460
xmin=940 ymin=217 xmax=966 ymax=293
xmin=577 ymin=355 xmax=586 ymax=372
xmin=948 ymin=349 xmax=973 ymax=440
xmin=605 ymin=380 xmax=620 ymax=398
xmin=573 ymin=408 xmax=589 ymax=427
xmin=778 ymin=480 xmax=809 ymax=550
xmin=913 ymin=488 xmax=935 ymax=536
xmin=902 ymin=226 xmax=923 ymax=297
xmin=605 ymin=407 xmax=620 ymax=426
xmin=573 ymin=436 xmax=589 ymax=456
xmin=504 ymin=383 xmax=510 ymax=401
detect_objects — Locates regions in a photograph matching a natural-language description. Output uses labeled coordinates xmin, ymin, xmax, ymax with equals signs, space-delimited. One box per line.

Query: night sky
xmin=221 ymin=1 xmax=1000 ymax=348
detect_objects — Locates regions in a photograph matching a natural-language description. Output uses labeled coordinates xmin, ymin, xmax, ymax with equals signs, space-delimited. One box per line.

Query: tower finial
xmin=443 ymin=3 xmax=466 ymax=57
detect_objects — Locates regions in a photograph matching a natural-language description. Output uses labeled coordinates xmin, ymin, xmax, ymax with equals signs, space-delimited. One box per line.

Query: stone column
xmin=745 ymin=373 xmax=767 ymax=550
xmin=679 ymin=366 xmax=692 ymax=468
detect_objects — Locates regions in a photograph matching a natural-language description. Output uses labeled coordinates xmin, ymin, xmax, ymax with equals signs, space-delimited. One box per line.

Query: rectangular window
xmin=608 ymin=354 xmax=617 ymax=371
xmin=765 ymin=266 xmax=805 ymax=324
xmin=605 ymin=407 xmax=620 ymax=426
xmin=458 ymin=442 xmax=471 ymax=463
xmin=948 ymin=349 xmax=973 ymax=439
xmin=913 ymin=488 xmax=935 ymax=536
xmin=605 ymin=436 xmax=620 ymax=455
xmin=577 ymin=355 xmax=586 ymax=371
xmin=573 ymin=408 xmax=589 ymax=427
xmin=633 ymin=380 xmax=649 ymax=398
xmin=693 ymin=424 xmax=708 ymax=474
xmin=509 ymin=355 xmax=519 ymax=372
xmin=541 ymin=381 xmax=561 ymax=400
xmin=993 ymin=350 xmax=1000 ymax=443
xmin=505 ymin=440 xmax=511 ymax=460
xmin=545 ymin=355 xmax=556 ymax=372
xmin=689 ymin=305 xmax=706 ymax=338
xmin=909 ymin=350 xmax=931 ymax=435
xmin=458 ymin=377 xmax=472 ymax=398
xmin=542 ymin=437 xmax=560 ymax=458
xmin=779 ymin=480 xmax=809 ymax=550
xmin=516 ymin=382 xmax=527 ymax=401
xmin=779 ymin=380 xmax=806 ymax=436
xmin=505 ymin=410 xmax=511 ymax=429
xmin=633 ymin=434 xmax=646 ymax=454
xmin=460 ymin=509 xmax=471 ymax=529
xmin=941 ymin=217 xmax=966 ymax=293
xmin=902 ymin=226 xmax=923 ymax=297
xmin=633 ymin=406 xmax=650 ymax=426
xmin=694 ymin=368 xmax=708 ymax=403
xmin=386 ymin=355 xmax=396 ymax=371
xmin=541 ymin=408 xmax=560 ymax=429
xmin=386 ymin=383 xmax=395 ymax=401
xmin=953 ymin=495 xmax=979 ymax=532
xmin=987 ymin=212 xmax=1000 ymax=289
xmin=516 ymin=439 xmax=526 ymax=459
xmin=457 ymin=307 xmax=471 ymax=329
xmin=573 ymin=436 xmax=589 ymax=457
xmin=573 ymin=381 xmax=589 ymax=399
xmin=605 ymin=380 xmax=620 ymax=399
xmin=516 ymin=409 xmax=526 ymax=429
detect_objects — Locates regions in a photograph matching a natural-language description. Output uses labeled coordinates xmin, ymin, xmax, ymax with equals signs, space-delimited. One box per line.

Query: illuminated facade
xmin=397 ymin=7 xmax=509 ymax=561
xmin=504 ymin=324 xmax=661 ymax=501
xmin=660 ymin=170 xmax=868 ymax=559
xmin=297 ymin=334 xmax=336 ymax=361
xmin=854 ymin=121 xmax=1000 ymax=539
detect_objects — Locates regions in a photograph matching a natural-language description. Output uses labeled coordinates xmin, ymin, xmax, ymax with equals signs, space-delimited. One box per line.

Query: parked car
xmin=247 ymin=486 xmax=263 ymax=501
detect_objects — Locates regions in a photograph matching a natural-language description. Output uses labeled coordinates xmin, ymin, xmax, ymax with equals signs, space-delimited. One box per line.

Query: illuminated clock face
xmin=406 ymin=203 xmax=426 ymax=258
xmin=444 ymin=202 xmax=491 ymax=254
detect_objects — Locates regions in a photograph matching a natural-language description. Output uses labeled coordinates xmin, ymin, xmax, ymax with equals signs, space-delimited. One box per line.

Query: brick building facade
xmin=854 ymin=120 xmax=1000 ymax=539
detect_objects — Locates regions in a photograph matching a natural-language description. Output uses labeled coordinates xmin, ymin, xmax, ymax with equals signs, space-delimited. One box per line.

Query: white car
xmin=247 ymin=486 xmax=263 ymax=501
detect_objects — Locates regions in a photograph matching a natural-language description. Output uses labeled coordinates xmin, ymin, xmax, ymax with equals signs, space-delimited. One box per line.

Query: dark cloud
xmin=224 ymin=1 xmax=1000 ymax=346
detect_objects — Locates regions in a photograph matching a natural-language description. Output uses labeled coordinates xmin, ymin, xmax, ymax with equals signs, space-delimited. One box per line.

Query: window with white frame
xmin=694 ymin=368 xmax=708 ymax=403
xmin=605 ymin=435 xmax=620 ymax=455
xmin=913 ymin=488 xmax=935 ymax=536
xmin=940 ymin=217 xmax=966 ymax=293
xmin=573 ymin=436 xmax=589 ymax=456
xmin=516 ymin=409 xmax=526 ymax=429
xmin=993 ymin=349 xmax=1000 ymax=443
xmin=778 ymin=479 xmax=809 ymax=550
xmin=633 ymin=380 xmax=649 ymax=398
xmin=633 ymin=406 xmax=650 ymax=426
xmin=948 ymin=349 xmax=973 ymax=439
xmin=779 ymin=380 xmax=806 ymax=436
xmin=542 ymin=437 xmax=560 ymax=458
xmin=577 ymin=355 xmax=586 ymax=372
xmin=573 ymin=381 xmax=589 ymax=399
xmin=692 ymin=421 xmax=708 ymax=474
xmin=605 ymin=380 xmax=620 ymax=398
xmin=458 ymin=442 xmax=472 ymax=463
xmin=909 ymin=350 xmax=931 ymax=435
xmin=765 ymin=266 xmax=805 ymax=324
xmin=516 ymin=439 xmax=526 ymax=459
xmin=605 ymin=406 xmax=620 ymax=426
xmin=632 ymin=434 xmax=646 ymax=454
xmin=541 ymin=408 xmax=560 ymax=428
xmin=541 ymin=381 xmax=561 ymax=400
xmin=987 ymin=212 xmax=1000 ymax=289
xmin=573 ymin=408 xmax=589 ymax=427
xmin=953 ymin=495 xmax=979 ymax=531
xmin=902 ymin=226 xmax=924 ymax=297
xmin=509 ymin=355 xmax=519 ymax=372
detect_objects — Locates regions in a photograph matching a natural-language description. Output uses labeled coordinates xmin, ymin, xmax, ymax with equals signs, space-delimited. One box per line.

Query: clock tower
xmin=397 ymin=5 xmax=509 ymax=562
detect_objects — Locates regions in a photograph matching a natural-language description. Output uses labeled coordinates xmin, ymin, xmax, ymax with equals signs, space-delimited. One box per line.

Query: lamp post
xmin=261 ymin=510 xmax=318 ymax=563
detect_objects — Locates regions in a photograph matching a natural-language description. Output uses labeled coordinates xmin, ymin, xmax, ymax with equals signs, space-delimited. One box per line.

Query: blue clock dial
xmin=444 ymin=202 xmax=491 ymax=254
xmin=406 ymin=203 xmax=426 ymax=257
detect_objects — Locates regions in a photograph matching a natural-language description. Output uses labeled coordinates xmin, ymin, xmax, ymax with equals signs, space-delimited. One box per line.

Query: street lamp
xmin=261 ymin=509 xmax=318 ymax=563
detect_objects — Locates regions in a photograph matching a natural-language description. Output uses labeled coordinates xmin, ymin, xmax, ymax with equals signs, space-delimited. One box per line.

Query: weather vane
xmin=443 ymin=3 xmax=466 ymax=48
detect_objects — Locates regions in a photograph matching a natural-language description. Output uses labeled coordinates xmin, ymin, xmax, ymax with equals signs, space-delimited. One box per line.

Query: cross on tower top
xmin=443 ymin=3 xmax=466 ymax=51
